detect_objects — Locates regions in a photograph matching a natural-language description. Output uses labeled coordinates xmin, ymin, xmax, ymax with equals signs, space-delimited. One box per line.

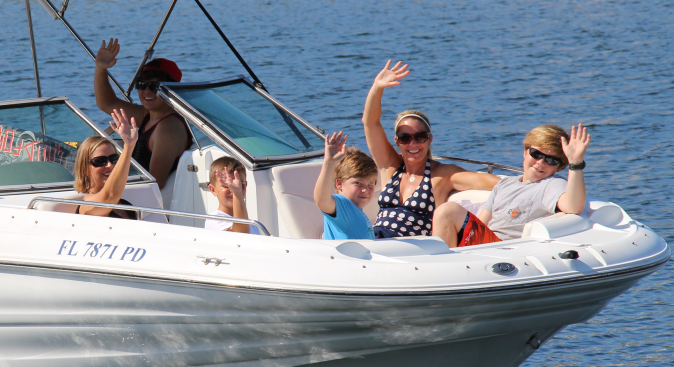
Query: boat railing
xmin=432 ymin=155 xmax=523 ymax=174
xmin=27 ymin=197 xmax=271 ymax=236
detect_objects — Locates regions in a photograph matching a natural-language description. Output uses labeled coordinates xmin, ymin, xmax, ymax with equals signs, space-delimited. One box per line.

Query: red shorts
xmin=458 ymin=212 xmax=501 ymax=247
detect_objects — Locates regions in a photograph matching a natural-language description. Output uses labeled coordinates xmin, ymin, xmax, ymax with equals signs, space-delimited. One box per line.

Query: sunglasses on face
xmin=528 ymin=147 xmax=561 ymax=166
xmin=396 ymin=131 xmax=430 ymax=145
xmin=135 ymin=80 xmax=161 ymax=93
xmin=90 ymin=153 xmax=120 ymax=168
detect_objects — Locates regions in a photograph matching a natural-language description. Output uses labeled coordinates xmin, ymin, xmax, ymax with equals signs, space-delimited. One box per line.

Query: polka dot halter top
xmin=374 ymin=159 xmax=435 ymax=236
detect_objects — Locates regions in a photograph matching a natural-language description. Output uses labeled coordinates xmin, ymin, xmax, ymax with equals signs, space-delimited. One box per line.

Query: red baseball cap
xmin=143 ymin=58 xmax=182 ymax=82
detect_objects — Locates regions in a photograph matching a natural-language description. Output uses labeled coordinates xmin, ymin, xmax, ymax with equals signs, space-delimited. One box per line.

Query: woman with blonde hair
xmin=362 ymin=60 xmax=500 ymax=239
xmin=74 ymin=109 xmax=138 ymax=219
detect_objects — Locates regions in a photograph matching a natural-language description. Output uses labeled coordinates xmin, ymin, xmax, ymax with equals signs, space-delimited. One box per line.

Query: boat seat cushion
xmin=269 ymin=161 xmax=380 ymax=239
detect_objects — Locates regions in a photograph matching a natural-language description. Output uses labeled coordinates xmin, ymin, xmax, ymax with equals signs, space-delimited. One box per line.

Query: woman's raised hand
xmin=374 ymin=60 xmax=410 ymax=90
xmin=109 ymin=109 xmax=138 ymax=146
xmin=561 ymin=124 xmax=591 ymax=165
xmin=95 ymin=38 xmax=120 ymax=70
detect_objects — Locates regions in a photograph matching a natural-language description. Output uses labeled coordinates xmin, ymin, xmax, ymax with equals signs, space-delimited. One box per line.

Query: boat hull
xmin=0 ymin=260 xmax=662 ymax=367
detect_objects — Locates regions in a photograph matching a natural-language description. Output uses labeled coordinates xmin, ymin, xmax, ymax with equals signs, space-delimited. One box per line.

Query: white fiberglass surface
xmin=171 ymin=82 xmax=323 ymax=158
xmin=0 ymin=102 xmax=142 ymax=187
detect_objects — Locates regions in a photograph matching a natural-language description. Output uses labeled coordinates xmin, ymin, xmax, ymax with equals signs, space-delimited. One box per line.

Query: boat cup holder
xmin=491 ymin=263 xmax=517 ymax=275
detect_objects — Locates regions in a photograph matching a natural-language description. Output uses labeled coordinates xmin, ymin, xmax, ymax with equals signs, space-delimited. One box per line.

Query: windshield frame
xmin=0 ymin=97 xmax=153 ymax=195
xmin=158 ymin=76 xmax=325 ymax=169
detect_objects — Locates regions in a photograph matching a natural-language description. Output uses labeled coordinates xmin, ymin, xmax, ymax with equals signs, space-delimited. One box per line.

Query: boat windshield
xmin=164 ymin=79 xmax=324 ymax=163
xmin=0 ymin=98 xmax=144 ymax=190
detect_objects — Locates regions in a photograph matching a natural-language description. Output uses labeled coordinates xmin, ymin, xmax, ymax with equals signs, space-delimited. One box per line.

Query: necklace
xmin=406 ymin=166 xmax=425 ymax=182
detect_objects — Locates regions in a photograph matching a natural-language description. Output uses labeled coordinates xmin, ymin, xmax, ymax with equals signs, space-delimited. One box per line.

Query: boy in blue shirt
xmin=314 ymin=131 xmax=378 ymax=240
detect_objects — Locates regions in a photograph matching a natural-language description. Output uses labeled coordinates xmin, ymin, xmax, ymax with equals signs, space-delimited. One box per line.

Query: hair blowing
xmin=523 ymin=124 xmax=571 ymax=169
xmin=334 ymin=147 xmax=378 ymax=190
xmin=74 ymin=136 xmax=114 ymax=193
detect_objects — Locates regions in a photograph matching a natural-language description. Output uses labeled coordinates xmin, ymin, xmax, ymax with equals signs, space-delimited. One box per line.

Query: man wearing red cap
xmin=94 ymin=38 xmax=191 ymax=190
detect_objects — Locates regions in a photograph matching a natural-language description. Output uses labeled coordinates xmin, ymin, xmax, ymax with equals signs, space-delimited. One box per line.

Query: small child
xmin=205 ymin=156 xmax=261 ymax=235
xmin=434 ymin=124 xmax=591 ymax=247
xmin=313 ymin=131 xmax=378 ymax=240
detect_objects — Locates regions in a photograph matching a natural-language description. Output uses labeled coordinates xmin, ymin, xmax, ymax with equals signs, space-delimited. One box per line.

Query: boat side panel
xmin=0 ymin=265 xmax=647 ymax=366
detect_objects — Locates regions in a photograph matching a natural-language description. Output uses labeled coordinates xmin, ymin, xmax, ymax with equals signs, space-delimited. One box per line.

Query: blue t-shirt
xmin=322 ymin=194 xmax=375 ymax=240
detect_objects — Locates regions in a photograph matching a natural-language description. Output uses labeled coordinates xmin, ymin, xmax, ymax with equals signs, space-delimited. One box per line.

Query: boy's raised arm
xmin=557 ymin=124 xmax=591 ymax=214
xmin=215 ymin=168 xmax=250 ymax=233
xmin=314 ymin=132 xmax=347 ymax=216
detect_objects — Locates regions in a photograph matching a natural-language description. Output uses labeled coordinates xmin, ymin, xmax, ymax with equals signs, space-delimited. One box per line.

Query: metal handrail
xmin=432 ymin=155 xmax=523 ymax=174
xmin=36 ymin=0 xmax=131 ymax=102
xmin=27 ymin=197 xmax=271 ymax=236
xmin=124 ymin=0 xmax=178 ymax=100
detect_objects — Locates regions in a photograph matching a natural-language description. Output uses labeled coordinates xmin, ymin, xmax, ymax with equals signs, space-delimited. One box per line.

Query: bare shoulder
xmin=157 ymin=115 xmax=187 ymax=130
xmin=154 ymin=115 xmax=188 ymax=139
xmin=428 ymin=162 xmax=464 ymax=201
xmin=429 ymin=161 xmax=466 ymax=178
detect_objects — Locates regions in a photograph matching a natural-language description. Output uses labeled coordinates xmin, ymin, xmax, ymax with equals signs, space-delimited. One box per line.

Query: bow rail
xmin=27 ymin=197 xmax=271 ymax=236
xmin=432 ymin=155 xmax=523 ymax=174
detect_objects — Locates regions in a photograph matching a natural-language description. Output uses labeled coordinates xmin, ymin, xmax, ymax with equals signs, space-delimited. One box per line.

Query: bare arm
xmin=314 ymin=132 xmax=347 ymax=215
xmin=556 ymin=124 xmax=591 ymax=214
xmin=147 ymin=116 xmax=190 ymax=189
xmin=449 ymin=169 xmax=501 ymax=192
xmin=215 ymin=168 xmax=250 ymax=233
xmin=80 ymin=109 xmax=138 ymax=216
xmin=362 ymin=60 xmax=410 ymax=174
xmin=94 ymin=39 xmax=146 ymax=122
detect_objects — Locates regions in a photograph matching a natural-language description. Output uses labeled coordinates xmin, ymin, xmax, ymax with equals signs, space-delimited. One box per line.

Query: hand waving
xmin=374 ymin=60 xmax=410 ymax=90
xmin=96 ymin=38 xmax=120 ymax=70
xmin=324 ymin=131 xmax=347 ymax=163
xmin=561 ymin=123 xmax=591 ymax=165
xmin=215 ymin=167 xmax=243 ymax=195
xmin=109 ymin=109 xmax=138 ymax=146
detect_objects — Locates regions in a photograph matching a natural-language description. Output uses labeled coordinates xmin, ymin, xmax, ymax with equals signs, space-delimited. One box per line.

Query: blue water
xmin=2 ymin=0 xmax=673 ymax=365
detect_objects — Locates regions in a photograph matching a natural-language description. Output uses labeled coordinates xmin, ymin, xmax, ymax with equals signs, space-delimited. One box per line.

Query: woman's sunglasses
xmin=396 ymin=131 xmax=430 ymax=145
xmin=90 ymin=153 xmax=120 ymax=168
xmin=135 ymin=80 xmax=161 ymax=93
xmin=528 ymin=147 xmax=561 ymax=166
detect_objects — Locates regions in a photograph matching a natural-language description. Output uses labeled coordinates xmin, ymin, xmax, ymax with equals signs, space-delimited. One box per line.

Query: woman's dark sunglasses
xmin=90 ymin=153 xmax=120 ymax=168
xmin=528 ymin=147 xmax=561 ymax=166
xmin=135 ymin=80 xmax=161 ymax=93
xmin=396 ymin=131 xmax=430 ymax=144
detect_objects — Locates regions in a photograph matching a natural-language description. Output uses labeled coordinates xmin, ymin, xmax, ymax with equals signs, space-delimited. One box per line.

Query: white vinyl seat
xmin=269 ymin=161 xmax=381 ymax=239
xmin=160 ymin=147 xmax=196 ymax=211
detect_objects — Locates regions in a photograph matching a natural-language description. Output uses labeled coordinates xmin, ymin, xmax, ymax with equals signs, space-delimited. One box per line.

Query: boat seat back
xmin=269 ymin=161 xmax=381 ymax=239
xmin=37 ymin=193 xmax=85 ymax=213
xmin=159 ymin=153 xmax=184 ymax=211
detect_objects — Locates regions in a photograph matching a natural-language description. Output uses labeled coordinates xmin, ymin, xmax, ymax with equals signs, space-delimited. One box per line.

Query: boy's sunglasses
xmin=528 ymin=147 xmax=561 ymax=166
xmin=90 ymin=153 xmax=120 ymax=168
xmin=396 ymin=131 xmax=430 ymax=145
xmin=135 ymin=80 xmax=161 ymax=93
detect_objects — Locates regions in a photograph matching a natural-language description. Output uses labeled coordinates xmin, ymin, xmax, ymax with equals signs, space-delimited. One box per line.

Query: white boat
xmin=0 ymin=1 xmax=669 ymax=366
